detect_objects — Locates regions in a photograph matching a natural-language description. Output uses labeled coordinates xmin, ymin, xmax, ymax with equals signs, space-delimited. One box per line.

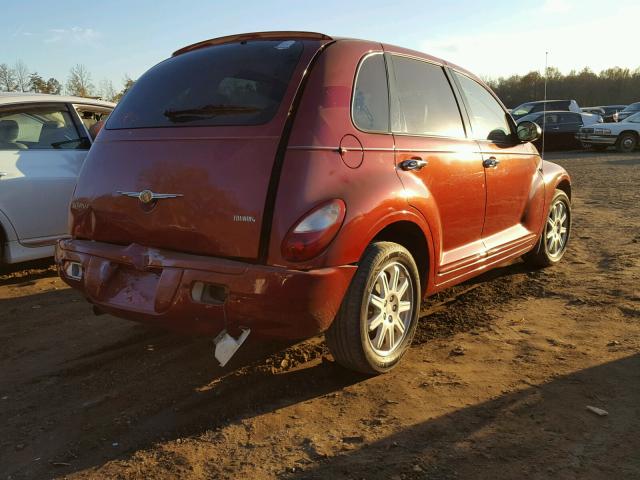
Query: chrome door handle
xmin=482 ymin=157 xmax=500 ymax=168
xmin=400 ymin=158 xmax=428 ymax=171
xmin=0 ymin=172 xmax=8 ymax=178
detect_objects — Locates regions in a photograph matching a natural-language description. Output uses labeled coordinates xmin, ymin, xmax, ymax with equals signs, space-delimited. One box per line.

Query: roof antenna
xmin=541 ymin=51 xmax=549 ymax=160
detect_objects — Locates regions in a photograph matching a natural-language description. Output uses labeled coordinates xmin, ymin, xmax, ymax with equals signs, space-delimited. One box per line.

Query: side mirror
xmin=517 ymin=120 xmax=542 ymax=143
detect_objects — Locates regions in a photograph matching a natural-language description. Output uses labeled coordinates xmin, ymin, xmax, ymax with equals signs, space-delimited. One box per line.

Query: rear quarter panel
xmin=267 ymin=40 xmax=435 ymax=274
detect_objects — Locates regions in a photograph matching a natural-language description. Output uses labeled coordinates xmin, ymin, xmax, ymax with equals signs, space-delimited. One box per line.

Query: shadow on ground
xmin=287 ymin=354 xmax=640 ymax=479
xmin=0 ymin=257 xmax=552 ymax=478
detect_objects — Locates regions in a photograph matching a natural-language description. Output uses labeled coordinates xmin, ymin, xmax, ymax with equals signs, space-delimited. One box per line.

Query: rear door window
xmin=107 ymin=40 xmax=304 ymax=129
xmin=561 ymin=113 xmax=582 ymax=126
xmin=453 ymin=72 xmax=512 ymax=143
xmin=390 ymin=55 xmax=465 ymax=137
xmin=0 ymin=104 xmax=88 ymax=150
xmin=352 ymin=53 xmax=390 ymax=132
xmin=74 ymin=105 xmax=112 ymax=138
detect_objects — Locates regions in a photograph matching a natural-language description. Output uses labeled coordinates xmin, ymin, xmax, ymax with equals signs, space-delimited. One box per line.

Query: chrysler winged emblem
xmin=117 ymin=189 xmax=183 ymax=204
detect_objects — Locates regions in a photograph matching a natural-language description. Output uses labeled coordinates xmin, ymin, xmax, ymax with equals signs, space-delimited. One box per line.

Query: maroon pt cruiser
xmin=56 ymin=31 xmax=571 ymax=374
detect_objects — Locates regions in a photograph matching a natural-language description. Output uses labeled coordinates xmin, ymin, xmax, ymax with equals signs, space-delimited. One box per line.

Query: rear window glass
xmin=107 ymin=40 xmax=304 ymax=129
xmin=352 ymin=53 xmax=390 ymax=132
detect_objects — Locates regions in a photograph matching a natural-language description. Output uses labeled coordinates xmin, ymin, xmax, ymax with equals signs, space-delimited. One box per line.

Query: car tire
xmin=325 ymin=241 xmax=421 ymax=375
xmin=524 ymin=189 xmax=571 ymax=268
xmin=616 ymin=132 xmax=638 ymax=153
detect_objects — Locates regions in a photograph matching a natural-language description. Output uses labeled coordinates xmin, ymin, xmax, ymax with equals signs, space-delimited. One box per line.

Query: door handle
xmin=399 ymin=158 xmax=428 ymax=171
xmin=0 ymin=172 xmax=8 ymax=178
xmin=482 ymin=157 xmax=500 ymax=168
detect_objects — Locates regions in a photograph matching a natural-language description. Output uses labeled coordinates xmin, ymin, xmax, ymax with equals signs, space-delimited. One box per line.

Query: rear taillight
xmin=281 ymin=199 xmax=346 ymax=262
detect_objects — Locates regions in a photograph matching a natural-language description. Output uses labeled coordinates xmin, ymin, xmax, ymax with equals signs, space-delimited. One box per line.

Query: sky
xmin=3 ymin=0 xmax=639 ymax=94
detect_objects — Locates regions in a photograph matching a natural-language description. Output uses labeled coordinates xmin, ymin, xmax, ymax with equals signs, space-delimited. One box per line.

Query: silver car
xmin=0 ymin=93 xmax=114 ymax=264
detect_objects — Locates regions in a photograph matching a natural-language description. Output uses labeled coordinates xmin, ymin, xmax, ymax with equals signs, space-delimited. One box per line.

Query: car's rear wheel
xmin=616 ymin=132 xmax=638 ymax=153
xmin=524 ymin=189 xmax=571 ymax=268
xmin=325 ymin=241 xmax=420 ymax=375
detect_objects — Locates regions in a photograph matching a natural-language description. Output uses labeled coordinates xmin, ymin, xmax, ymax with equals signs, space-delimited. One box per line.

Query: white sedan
xmin=0 ymin=93 xmax=114 ymax=264
xmin=576 ymin=112 xmax=640 ymax=152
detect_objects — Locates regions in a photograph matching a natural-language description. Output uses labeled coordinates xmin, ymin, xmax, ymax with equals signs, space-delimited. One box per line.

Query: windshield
xmin=511 ymin=103 xmax=535 ymax=117
xmin=516 ymin=113 xmax=541 ymax=124
xmin=624 ymin=112 xmax=640 ymax=123
xmin=622 ymin=103 xmax=640 ymax=113
xmin=107 ymin=39 xmax=304 ymax=129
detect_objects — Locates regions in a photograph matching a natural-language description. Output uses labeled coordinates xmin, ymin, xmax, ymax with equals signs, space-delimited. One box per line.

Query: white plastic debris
xmin=213 ymin=329 xmax=250 ymax=367
xmin=586 ymin=405 xmax=609 ymax=417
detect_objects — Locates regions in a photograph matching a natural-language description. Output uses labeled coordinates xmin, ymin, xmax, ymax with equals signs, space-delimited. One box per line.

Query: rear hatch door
xmin=71 ymin=37 xmax=327 ymax=260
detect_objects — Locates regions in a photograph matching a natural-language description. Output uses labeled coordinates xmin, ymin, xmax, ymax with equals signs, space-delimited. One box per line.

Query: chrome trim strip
xmin=435 ymin=244 xmax=533 ymax=288
xmin=287 ymin=146 xmax=339 ymax=151
xmin=20 ymin=234 xmax=68 ymax=248
xmin=287 ymin=145 xmax=537 ymax=157
xmin=437 ymin=234 xmax=536 ymax=277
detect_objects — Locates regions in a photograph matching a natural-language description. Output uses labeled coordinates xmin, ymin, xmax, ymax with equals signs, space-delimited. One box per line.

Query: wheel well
xmin=556 ymin=179 xmax=571 ymax=200
xmin=619 ymin=130 xmax=639 ymax=140
xmin=372 ymin=221 xmax=429 ymax=292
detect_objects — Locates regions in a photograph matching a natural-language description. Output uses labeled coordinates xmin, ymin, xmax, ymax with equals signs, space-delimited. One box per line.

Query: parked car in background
xmin=577 ymin=112 xmax=640 ymax=152
xmin=511 ymin=99 xmax=580 ymax=121
xmin=597 ymin=105 xmax=627 ymax=122
xmin=582 ymin=107 xmax=605 ymax=117
xmin=56 ymin=31 xmax=571 ymax=374
xmin=613 ymin=102 xmax=640 ymax=122
xmin=517 ymin=110 xmax=598 ymax=150
xmin=0 ymin=93 xmax=114 ymax=264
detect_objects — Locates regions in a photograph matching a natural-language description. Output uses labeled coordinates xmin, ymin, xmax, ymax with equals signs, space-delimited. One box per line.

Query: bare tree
xmin=0 ymin=63 xmax=16 ymax=91
xmin=98 ymin=78 xmax=116 ymax=102
xmin=14 ymin=60 xmax=30 ymax=92
xmin=66 ymin=64 xmax=94 ymax=97
xmin=113 ymin=75 xmax=135 ymax=102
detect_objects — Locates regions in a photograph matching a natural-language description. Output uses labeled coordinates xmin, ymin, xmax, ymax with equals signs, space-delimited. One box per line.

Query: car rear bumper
xmin=55 ymin=239 xmax=356 ymax=339
xmin=576 ymin=133 xmax=617 ymax=145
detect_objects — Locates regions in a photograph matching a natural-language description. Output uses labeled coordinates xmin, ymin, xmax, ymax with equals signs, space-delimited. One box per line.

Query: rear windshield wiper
xmin=163 ymin=104 xmax=260 ymax=122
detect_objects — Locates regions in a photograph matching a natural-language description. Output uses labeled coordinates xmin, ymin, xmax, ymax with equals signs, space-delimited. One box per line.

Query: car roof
xmin=0 ymin=92 xmax=115 ymax=108
xmin=527 ymin=110 xmax=581 ymax=114
xmin=172 ymin=30 xmax=483 ymax=87
xmin=523 ymin=99 xmax=574 ymax=105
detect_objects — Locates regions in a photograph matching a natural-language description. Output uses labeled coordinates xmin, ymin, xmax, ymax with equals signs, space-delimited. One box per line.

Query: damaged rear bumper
xmin=56 ymin=239 xmax=355 ymax=339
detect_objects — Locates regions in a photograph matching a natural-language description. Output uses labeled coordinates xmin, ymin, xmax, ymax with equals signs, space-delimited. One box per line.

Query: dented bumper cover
xmin=56 ymin=239 xmax=355 ymax=339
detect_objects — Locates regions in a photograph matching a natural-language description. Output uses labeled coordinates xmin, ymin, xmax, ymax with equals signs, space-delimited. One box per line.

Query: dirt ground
xmin=1 ymin=151 xmax=639 ymax=480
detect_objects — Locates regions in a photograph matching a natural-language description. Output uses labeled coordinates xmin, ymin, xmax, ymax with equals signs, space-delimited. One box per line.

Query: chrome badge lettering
xmin=233 ymin=215 xmax=256 ymax=223
xmin=71 ymin=200 xmax=89 ymax=210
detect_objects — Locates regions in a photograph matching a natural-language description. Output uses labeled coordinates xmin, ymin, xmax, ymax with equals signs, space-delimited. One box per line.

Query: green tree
xmin=490 ymin=66 xmax=640 ymax=108
xmin=113 ymin=75 xmax=135 ymax=102
xmin=46 ymin=78 xmax=62 ymax=95
xmin=29 ymin=72 xmax=47 ymax=93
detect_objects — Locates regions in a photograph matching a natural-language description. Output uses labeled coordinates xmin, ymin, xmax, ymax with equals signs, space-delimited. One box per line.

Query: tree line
xmin=488 ymin=66 xmax=640 ymax=108
xmin=0 ymin=60 xmax=134 ymax=102
xmin=2 ymin=59 xmax=639 ymax=109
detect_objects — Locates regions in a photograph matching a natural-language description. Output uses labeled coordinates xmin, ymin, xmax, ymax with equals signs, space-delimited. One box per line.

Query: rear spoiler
xmin=173 ymin=31 xmax=333 ymax=56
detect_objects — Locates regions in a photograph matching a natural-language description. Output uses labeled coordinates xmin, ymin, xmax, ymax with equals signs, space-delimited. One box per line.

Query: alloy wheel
xmin=366 ymin=262 xmax=414 ymax=356
xmin=545 ymin=199 xmax=569 ymax=258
